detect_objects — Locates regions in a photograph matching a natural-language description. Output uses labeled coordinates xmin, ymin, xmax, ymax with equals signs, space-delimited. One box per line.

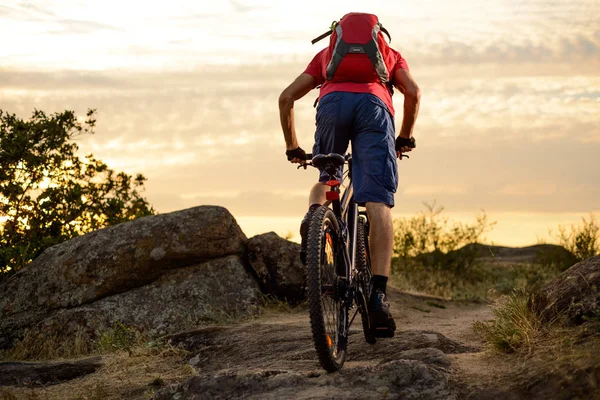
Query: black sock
xmin=372 ymin=275 xmax=388 ymax=294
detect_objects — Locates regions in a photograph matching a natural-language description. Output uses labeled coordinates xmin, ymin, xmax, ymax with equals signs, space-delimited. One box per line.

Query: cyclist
xmin=278 ymin=12 xmax=420 ymax=336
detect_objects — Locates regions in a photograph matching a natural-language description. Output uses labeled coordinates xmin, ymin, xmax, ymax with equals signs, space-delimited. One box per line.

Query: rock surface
xmin=0 ymin=206 xmax=247 ymax=349
xmin=21 ymin=256 xmax=261 ymax=345
xmin=245 ymin=232 xmax=306 ymax=303
xmin=153 ymin=360 xmax=453 ymax=400
xmin=533 ymin=255 xmax=600 ymax=324
xmin=154 ymin=318 xmax=472 ymax=400
xmin=0 ymin=357 xmax=103 ymax=387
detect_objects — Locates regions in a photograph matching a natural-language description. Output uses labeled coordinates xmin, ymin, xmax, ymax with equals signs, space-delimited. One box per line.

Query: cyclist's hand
xmin=395 ymin=136 xmax=416 ymax=159
xmin=286 ymin=147 xmax=308 ymax=165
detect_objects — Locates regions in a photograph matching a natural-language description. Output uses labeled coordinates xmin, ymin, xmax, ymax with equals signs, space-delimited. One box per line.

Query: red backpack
xmin=312 ymin=13 xmax=393 ymax=84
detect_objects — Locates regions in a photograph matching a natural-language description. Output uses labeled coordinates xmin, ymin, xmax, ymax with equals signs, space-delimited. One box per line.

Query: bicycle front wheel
xmin=306 ymin=206 xmax=348 ymax=372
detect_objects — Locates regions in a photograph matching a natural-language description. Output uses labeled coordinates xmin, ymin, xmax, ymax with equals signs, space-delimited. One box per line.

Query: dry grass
xmin=0 ymin=302 xmax=306 ymax=399
xmin=0 ymin=322 xmax=148 ymax=362
xmin=1 ymin=326 xmax=93 ymax=361
xmin=0 ymin=344 xmax=197 ymax=400
xmin=473 ymin=290 xmax=543 ymax=353
xmin=473 ymin=289 xmax=600 ymax=397
xmin=254 ymin=293 xmax=308 ymax=318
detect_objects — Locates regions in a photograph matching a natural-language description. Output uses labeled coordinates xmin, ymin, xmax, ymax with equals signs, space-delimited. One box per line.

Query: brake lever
xmin=297 ymin=162 xmax=312 ymax=169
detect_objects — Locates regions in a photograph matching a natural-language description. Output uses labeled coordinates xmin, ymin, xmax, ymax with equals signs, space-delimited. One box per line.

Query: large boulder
xmin=0 ymin=206 xmax=247 ymax=349
xmin=245 ymin=232 xmax=305 ymax=304
xmin=23 ymin=256 xmax=261 ymax=344
xmin=533 ymin=255 xmax=600 ymax=324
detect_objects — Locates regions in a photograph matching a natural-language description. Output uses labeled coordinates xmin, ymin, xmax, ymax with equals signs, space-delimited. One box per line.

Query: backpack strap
xmin=325 ymin=24 xmax=345 ymax=80
xmin=311 ymin=30 xmax=332 ymax=45
xmin=380 ymin=26 xmax=392 ymax=43
xmin=311 ymin=21 xmax=339 ymax=44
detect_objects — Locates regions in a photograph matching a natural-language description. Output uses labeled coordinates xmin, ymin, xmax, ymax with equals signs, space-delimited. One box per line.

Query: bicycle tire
xmin=356 ymin=216 xmax=377 ymax=345
xmin=306 ymin=206 xmax=348 ymax=372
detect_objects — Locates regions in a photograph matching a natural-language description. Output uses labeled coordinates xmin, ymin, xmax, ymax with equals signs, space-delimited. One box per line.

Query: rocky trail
xmin=3 ymin=207 xmax=596 ymax=399
xmin=154 ymin=289 xmax=494 ymax=399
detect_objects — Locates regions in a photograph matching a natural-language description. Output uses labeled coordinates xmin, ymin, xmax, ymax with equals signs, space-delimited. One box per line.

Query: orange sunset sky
xmin=1 ymin=0 xmax=599 ymax=246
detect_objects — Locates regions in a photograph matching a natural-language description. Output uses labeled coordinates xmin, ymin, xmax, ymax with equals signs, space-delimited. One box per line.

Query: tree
xmin=0 ymin=108 xmax=154 ymax=277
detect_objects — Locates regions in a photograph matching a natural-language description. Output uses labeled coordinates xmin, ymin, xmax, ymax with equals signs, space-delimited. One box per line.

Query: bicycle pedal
xmin=372 ymin=327 xmax=395 ymax=338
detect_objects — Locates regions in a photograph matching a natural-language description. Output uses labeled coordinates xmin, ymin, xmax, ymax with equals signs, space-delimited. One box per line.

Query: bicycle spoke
xmin=306 ymin=205 xmax=348 ymax=371
xmin=320 ymin=227 xmax=340 ymax=355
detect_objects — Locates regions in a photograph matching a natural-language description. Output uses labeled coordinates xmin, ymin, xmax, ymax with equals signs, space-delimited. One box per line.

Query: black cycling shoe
xmin=299 ymin=209 xmax=313 ymax=265
xmin=368 ymin=289 xmax=396 ymax=338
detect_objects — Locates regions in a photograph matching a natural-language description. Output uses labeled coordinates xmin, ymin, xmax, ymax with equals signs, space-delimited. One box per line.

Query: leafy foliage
xmin=0 ymin=108 xmax=154 ymax=277
xmin=96 ymin=321 xmax=143 ymax=353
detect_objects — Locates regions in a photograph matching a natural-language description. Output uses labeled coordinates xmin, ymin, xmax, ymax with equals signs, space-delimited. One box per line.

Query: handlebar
xmin=298 ymin=152 xmax=408 ymax=169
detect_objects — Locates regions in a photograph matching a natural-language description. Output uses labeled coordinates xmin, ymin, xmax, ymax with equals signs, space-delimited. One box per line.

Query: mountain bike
xmin=299 ymin=152 xmax=401 ymax=372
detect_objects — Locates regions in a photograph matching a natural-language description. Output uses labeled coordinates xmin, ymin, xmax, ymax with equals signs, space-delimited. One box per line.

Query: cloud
xmin=1 ymin=62 xmax=598 ymax=216
xmin=1 ymin=2 xmax=118 ymax=34
xmin=3 ymin=0 xmax=598 ymax=70
xmin=46 ymin=18 xmax=119 ymax=35
xmin=228 ymin=0 xmax=268 ymax=14
xmin=19 ymin=2 xmax=56 ymax=17
xmin=404 ymin=185 xmax=468 ymax=196
xmin=0 ymin=5 xmax=19 ymax=17
xmin=404 ymin=35 xmax=600 ymax=65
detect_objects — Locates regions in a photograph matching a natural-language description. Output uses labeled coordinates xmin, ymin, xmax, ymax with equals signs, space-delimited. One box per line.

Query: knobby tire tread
xmin=356 ymin=217 xmax=377 ymax=345
xmin=306 ymin=206 xmax=346 ymax=372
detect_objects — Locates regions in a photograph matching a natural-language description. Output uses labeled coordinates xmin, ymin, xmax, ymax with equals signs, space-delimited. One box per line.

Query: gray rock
xmin=0 ymin=356 xmax=103 ymax=387
xmin=397 ymin=348 xmax=451 ymax=370
xmin=0 ymin=206 xmax=247 ymax=349
xmin=533 ymin=255 xmax=600 ymax=324
xmin=28 ymin=256 xmax=261 ymax=342
xmin=153 ymin=359 xmax=454 ymax=400
xmin=245 ymin=232 xmax=306 ymax=303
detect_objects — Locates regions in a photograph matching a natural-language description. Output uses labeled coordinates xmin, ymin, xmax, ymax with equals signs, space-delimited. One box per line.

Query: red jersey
xmin=303 ymin=47 xmax=409 ymax=117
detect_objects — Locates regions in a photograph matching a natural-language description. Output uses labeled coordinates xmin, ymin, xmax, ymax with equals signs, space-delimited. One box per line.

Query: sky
xmin=1 ymin=0 xmax=599 ymax=246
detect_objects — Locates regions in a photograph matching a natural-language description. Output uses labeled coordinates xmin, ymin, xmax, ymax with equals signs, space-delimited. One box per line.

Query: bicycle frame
xmin=302 ymin=152 xmax=378 ymax=370
xmin=322 ymin=156 xmax=363 ymax=307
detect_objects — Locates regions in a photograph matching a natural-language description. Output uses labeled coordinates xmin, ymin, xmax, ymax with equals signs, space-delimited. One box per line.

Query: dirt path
xmin=155 ymin=288 xmax=496 ymax=399
xmin=1 ymin=289 xmax=498 ymax=400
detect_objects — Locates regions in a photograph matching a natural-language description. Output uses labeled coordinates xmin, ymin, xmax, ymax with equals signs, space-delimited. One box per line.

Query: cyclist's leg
xmin=351 ymin=93 xmax=397 ymax=335
xmin=308 ymin=182 xmax=328 ymax=207
xmin=300 ymin=92 xmax=354 ymax=261
xmin=365 ymin=202 xmax=393 ymax=278
xmin=351 ymin=93 xmax=398 ymax=278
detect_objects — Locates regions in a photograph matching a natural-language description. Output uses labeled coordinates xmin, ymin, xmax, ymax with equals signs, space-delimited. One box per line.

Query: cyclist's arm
xmin=393 ymin=68 xmax=421 ymax=139
xmin=279 ymin=73 xmax=317 ymax=151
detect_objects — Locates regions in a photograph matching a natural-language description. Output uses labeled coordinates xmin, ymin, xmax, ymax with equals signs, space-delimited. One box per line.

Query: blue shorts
xmin=312 ymin=92 xmax=398 ymax=207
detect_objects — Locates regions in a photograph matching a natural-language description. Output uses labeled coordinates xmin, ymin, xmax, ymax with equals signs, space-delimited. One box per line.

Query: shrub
xmin=96 ymin=322 xmax=143 ymax=353
xmin=473 ymin=289 xmax=542 ymax=353
xmin=556 ymin=214 xmax=599 ymax=262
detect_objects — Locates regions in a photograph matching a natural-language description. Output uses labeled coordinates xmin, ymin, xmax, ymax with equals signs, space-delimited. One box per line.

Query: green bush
xmin=96 ymin=322 xmax=143 ymax=353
